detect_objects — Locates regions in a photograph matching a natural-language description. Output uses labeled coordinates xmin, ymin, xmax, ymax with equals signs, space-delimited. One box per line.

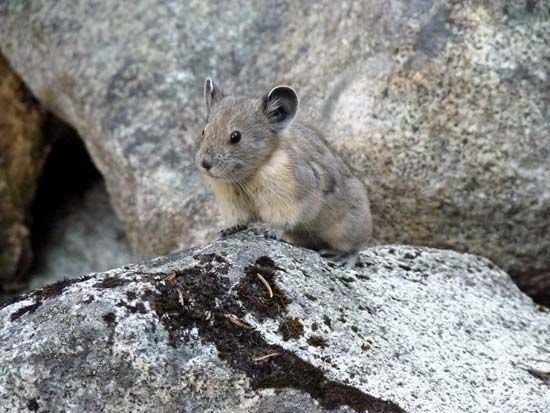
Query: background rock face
xmin=0 ymin=232 xmax=549 ymax=413
xmin=0 ymin=55 xmax=46 ymax=286
xmin=0 ymin=1 xmax=548 ymax=297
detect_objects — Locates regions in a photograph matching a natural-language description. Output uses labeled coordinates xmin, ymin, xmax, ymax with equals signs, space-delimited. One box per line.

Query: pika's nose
xmin=201 ymin=158 xmax=212 ymax=171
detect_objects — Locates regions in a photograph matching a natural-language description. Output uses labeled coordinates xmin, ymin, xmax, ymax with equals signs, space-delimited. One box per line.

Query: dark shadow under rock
xmin=28 ymin=120 xmax=137 ymax=289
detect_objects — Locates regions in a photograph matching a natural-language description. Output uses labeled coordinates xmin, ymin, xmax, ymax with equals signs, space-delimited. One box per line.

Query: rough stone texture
xmin=1 ymin=231 xmax=549 ymax=413
xmin=0 ymin=1 xmax=549 ymax=297
xmin=0 ymin=55 xmax=46 ymax=287
xmin=29 ymin=181 xmax=137 ymax=290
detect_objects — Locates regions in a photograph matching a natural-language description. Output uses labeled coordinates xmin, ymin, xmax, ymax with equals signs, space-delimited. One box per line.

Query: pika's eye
xmin=229 ymin=130 xmax=241 ymax=144
xmin=201 ymin=129 xmax=205 ymax=136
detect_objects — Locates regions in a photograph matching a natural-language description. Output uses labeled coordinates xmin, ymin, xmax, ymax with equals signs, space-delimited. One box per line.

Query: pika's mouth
xmin=195 ymin=159 xmax=234 ymax=181
xmin=198 ymin=167 xmax=224 ymax=180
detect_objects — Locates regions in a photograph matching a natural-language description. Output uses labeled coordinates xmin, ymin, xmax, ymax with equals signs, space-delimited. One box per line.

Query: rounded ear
xmin=261 ymin=85 xmax=299 ymax=130
xmin=204 ymin=77 xmax=224 ymax=118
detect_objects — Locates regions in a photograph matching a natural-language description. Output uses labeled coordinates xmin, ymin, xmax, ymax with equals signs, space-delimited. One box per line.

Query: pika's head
xmin=195 ymin=78 xmax=299 ymax=182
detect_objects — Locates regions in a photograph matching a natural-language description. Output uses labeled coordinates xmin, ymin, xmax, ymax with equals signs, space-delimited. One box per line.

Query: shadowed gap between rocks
xmin=26 ymin=116 xmax=136 ymax=290
xmin=511 ymin=268 xmax=550 ymax=306
xmin=29 ymin=116 xmax=101 ymax=255
xmin=0 ymin=116 xmax=100 ymax=306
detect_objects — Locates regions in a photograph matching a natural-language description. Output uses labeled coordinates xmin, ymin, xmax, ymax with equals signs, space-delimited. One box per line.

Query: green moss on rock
xmin=307 ymin=334 xmax=328 ymax=348
xmin=279 ymin=317 xmax=304 ymax=341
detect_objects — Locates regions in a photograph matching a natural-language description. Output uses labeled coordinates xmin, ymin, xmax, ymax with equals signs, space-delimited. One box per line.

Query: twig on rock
xmin=256 ymin=273 xmax=273 ymax=298
xmin=223 ymin=313 xmax=252 ymax=329
xmin=254 ymin=352 xmax=280 ymax=362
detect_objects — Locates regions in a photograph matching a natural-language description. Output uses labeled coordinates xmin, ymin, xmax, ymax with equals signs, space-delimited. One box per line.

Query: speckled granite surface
xmin=0 ymin=1 xmax=548 ymax=294
xmin=1 ymin=231 xmax=549 ymax=412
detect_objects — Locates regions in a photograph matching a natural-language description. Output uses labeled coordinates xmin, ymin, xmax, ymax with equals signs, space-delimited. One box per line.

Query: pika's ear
xmin=204 ymin=77 xmax=224 ymax=117
xmin=261 ymin=85 xmax=299 ymax=130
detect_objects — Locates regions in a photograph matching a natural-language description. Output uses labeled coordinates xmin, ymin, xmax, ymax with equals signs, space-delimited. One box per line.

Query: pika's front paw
xmin=250 ymin=227 xmax=283 ymax=241
xmin=319 ymin=250 xmax=359 ymax=269
xmin=247 ymin=225 xmax=287 ymax=242
xmin=219 ymin=224 xmax=248 ymax=238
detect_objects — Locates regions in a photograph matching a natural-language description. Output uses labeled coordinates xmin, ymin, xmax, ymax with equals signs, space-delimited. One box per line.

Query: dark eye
xmin=201 ymin=129 xmax=205 ymax=136
xmin=229 ymin=130 xmax=241 ymax=144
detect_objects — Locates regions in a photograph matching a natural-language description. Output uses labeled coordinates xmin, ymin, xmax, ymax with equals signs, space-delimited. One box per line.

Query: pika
xmin=196 ymin=78 xmax=372 ymax=263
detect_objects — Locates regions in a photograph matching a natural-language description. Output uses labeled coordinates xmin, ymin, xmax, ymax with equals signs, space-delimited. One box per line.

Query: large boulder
xmin=0 ymin=1 xmax=548 ymax=297
xmin=0 ymin=231 xmax=549 ymax=412
xmin=0 ymin=55 xmax=46 ymax=287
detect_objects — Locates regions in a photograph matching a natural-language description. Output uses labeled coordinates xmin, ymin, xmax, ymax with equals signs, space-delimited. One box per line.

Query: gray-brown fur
xmin=195 ymin=78 xmax=372 ymax=254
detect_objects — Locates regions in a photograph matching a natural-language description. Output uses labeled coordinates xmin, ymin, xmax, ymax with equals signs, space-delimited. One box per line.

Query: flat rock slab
xmin=0 ymin=1 xmax=549 ymax=296
xmin=1 ymin=231 xmax=548 ymax=412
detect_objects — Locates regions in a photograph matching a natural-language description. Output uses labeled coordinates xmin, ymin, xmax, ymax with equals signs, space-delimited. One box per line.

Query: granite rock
xmin=0 ymin=55 xmax=46 ymax=286
xmin=0 ymin=1 xmax=548 ymax=296
xmin=0 ymin=231 xmax=549 ymax=413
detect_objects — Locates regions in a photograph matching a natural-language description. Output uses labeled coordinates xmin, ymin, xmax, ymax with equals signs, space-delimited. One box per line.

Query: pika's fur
xmin=196 ymin=78 xmax=372 ymax=255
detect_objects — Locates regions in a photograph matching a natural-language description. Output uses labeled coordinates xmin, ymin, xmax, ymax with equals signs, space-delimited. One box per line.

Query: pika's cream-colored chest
xmin=246 ymin=149 xmax=300 ymax=227
xmin=206 ymin=149 xmax=301 ymax=228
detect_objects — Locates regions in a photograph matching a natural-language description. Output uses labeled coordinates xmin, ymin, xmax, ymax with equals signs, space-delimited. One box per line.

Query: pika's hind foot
xmin=219 ymin=224 xmax=248 ymax=238
xmin=319 ymin=249 xmax=359 ymax=269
